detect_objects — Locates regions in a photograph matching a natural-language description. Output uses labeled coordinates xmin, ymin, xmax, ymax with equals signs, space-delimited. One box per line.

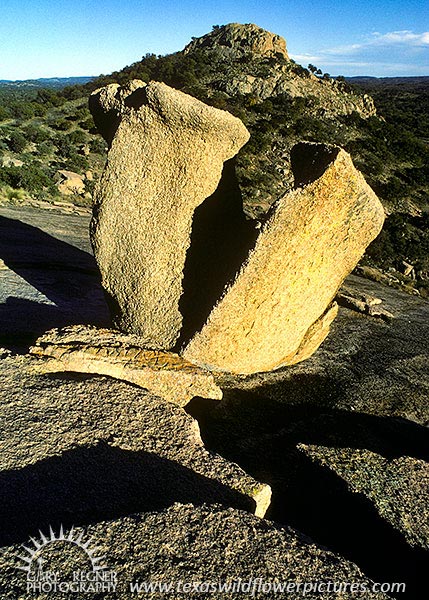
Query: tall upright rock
xmin=183 ymin=144 xmax=385 ymax=374
xmin=89 ymin=80 xmax=249 ymax=349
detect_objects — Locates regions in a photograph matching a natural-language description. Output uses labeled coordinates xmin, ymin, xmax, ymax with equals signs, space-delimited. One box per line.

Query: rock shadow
xmin=0 ymin=216 xmax=110 ymax=349
xmin=0 ymin=441 xmax=254 ymax=547
xmin=291 ymin=142 xmax=339 ymax=188
xmin=176 ymin=159 xmax=259 ymax=349
xmin=187 ymin=375 xmax=429 ymax=600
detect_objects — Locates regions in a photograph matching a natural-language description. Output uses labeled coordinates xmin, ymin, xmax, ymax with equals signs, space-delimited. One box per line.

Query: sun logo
xmin=16 ymin=525 xmax=108 ymax=576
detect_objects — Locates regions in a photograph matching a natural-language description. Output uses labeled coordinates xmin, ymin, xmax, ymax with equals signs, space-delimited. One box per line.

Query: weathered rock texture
xmin=299 ymin=444 xmax=429 ymax=551
xmin=0 ymin=354 xmax=271 ymax=543
xmin=89 ymin=80 xmax=249 ymax=349
xmin=30 ymin=325 xmax=222 ymax=406
xmin=0 ymin=504 xmax=389 ymax=599
xmin=183 ymin=144 xmax=385 ymax=374
xmin=184 ymin=22 xmax=289 ymax=60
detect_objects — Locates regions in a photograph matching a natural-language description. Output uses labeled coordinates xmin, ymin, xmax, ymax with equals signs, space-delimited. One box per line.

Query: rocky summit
xmin=179 ymin=23 xmax=377 ymax=216
xmin=184 ymin=22 xmax=289 ymax=60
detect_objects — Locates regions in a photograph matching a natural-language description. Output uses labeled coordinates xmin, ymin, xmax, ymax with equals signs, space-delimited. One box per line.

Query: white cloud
xmin=292 ymin=30 xmax=429 ymax=75
xmin=290 ymin=53 xmax=323 ymax=63
xmin=372 ymin=30 xmax=429 ymax=46
xmin=321 ymin=30 xmax=429 ymax=56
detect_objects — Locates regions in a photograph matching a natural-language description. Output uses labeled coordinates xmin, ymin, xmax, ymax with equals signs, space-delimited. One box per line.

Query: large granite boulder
xmin=183 ymin=144 xmax=385 ymax=374
xmin=89 ymin=80 xmax=249 ymax=349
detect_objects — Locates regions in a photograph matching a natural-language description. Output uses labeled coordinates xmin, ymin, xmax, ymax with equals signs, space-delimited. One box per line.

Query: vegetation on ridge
xmin=0 ymin=26 xmax=428 ymax=291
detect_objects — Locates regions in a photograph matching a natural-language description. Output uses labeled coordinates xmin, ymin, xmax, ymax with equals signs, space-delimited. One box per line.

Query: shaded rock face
xmin=184 ymin=22 xmax=289 ymax=60
xmin=183 ymin=144 xmax=385 ymax=374
xmin=0 ymin=355 xmax=271 ymax=546
xmin=300 ymin=444 xmax=429 ymax=550
xmin=89 ymin=80 xmax=249 ymax=349
xmin=185 ymin=273 xmax=429 ymax=599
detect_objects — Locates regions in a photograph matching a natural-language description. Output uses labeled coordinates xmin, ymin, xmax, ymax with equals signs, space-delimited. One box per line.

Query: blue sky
xmin=0 ymin=0 xmax=428 ymax=79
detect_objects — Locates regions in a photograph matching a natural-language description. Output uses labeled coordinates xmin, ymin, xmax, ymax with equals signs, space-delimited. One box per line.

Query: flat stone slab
xmin=0 ymin=206 xmax=110 ymax=351
xmin=0 ymin=504 xmax=389 ymax=599
xmin=0 ymin=354 xmax=271 ymax=551
xmin=30 ymin=325 xmax=222 ymax=406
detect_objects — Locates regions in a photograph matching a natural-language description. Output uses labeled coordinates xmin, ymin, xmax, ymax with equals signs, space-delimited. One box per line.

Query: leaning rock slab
xmin=0 ymin=354 xmax=270 ymax=548
xmin=89 ymin=80 xmax=249 ymax=349
xmin=30 ymin=325 xmax=222 ymax=406
xmin=183 ymin=144 xmax=385 ymax=374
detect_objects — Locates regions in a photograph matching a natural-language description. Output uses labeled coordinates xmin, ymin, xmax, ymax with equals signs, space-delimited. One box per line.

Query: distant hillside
xmin=0 ymin=23 xmax=428 ymax=292
xmin=346 ymin=76 xmax=429 ymax=89
xmin=0 ymin=77 xmax=95 ymax=91
xmin=346 ymin=76 xmax=429 ymax=143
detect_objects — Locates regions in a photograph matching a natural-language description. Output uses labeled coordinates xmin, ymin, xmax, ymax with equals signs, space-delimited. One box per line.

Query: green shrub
xmin=66 ymin=129 xmax=87 ymax=145
xmin=22 ymin=123 xmax=50 ymax=143
xmin=7 ymin=130 xmax=27 ymax=152
xmin=90 ymin=137 xmax=107 ymax=154
xmin=0 ymin=162 xmax=55 ymax=195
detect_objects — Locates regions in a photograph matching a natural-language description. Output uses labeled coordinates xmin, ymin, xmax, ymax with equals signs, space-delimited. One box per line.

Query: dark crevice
xmin=186 ymin=377 xmax=429 ymax=600
xmin=291 ymin=142 xmax=340 ymax=188
xmin=175 ymin=159 xmax=259 ymax=350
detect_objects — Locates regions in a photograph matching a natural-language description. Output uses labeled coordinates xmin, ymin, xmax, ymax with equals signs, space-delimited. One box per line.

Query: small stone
xmin=55 ymin=169 xmax=86 ymax=196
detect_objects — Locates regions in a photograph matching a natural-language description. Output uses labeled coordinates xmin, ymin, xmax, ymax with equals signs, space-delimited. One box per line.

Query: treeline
xmin=0 ymin=49 xmax=428 ymax=285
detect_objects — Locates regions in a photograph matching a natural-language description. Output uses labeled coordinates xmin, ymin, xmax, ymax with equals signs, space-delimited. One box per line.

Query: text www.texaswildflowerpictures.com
xmin=129 ymin=578 xmax=406 ymax=595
